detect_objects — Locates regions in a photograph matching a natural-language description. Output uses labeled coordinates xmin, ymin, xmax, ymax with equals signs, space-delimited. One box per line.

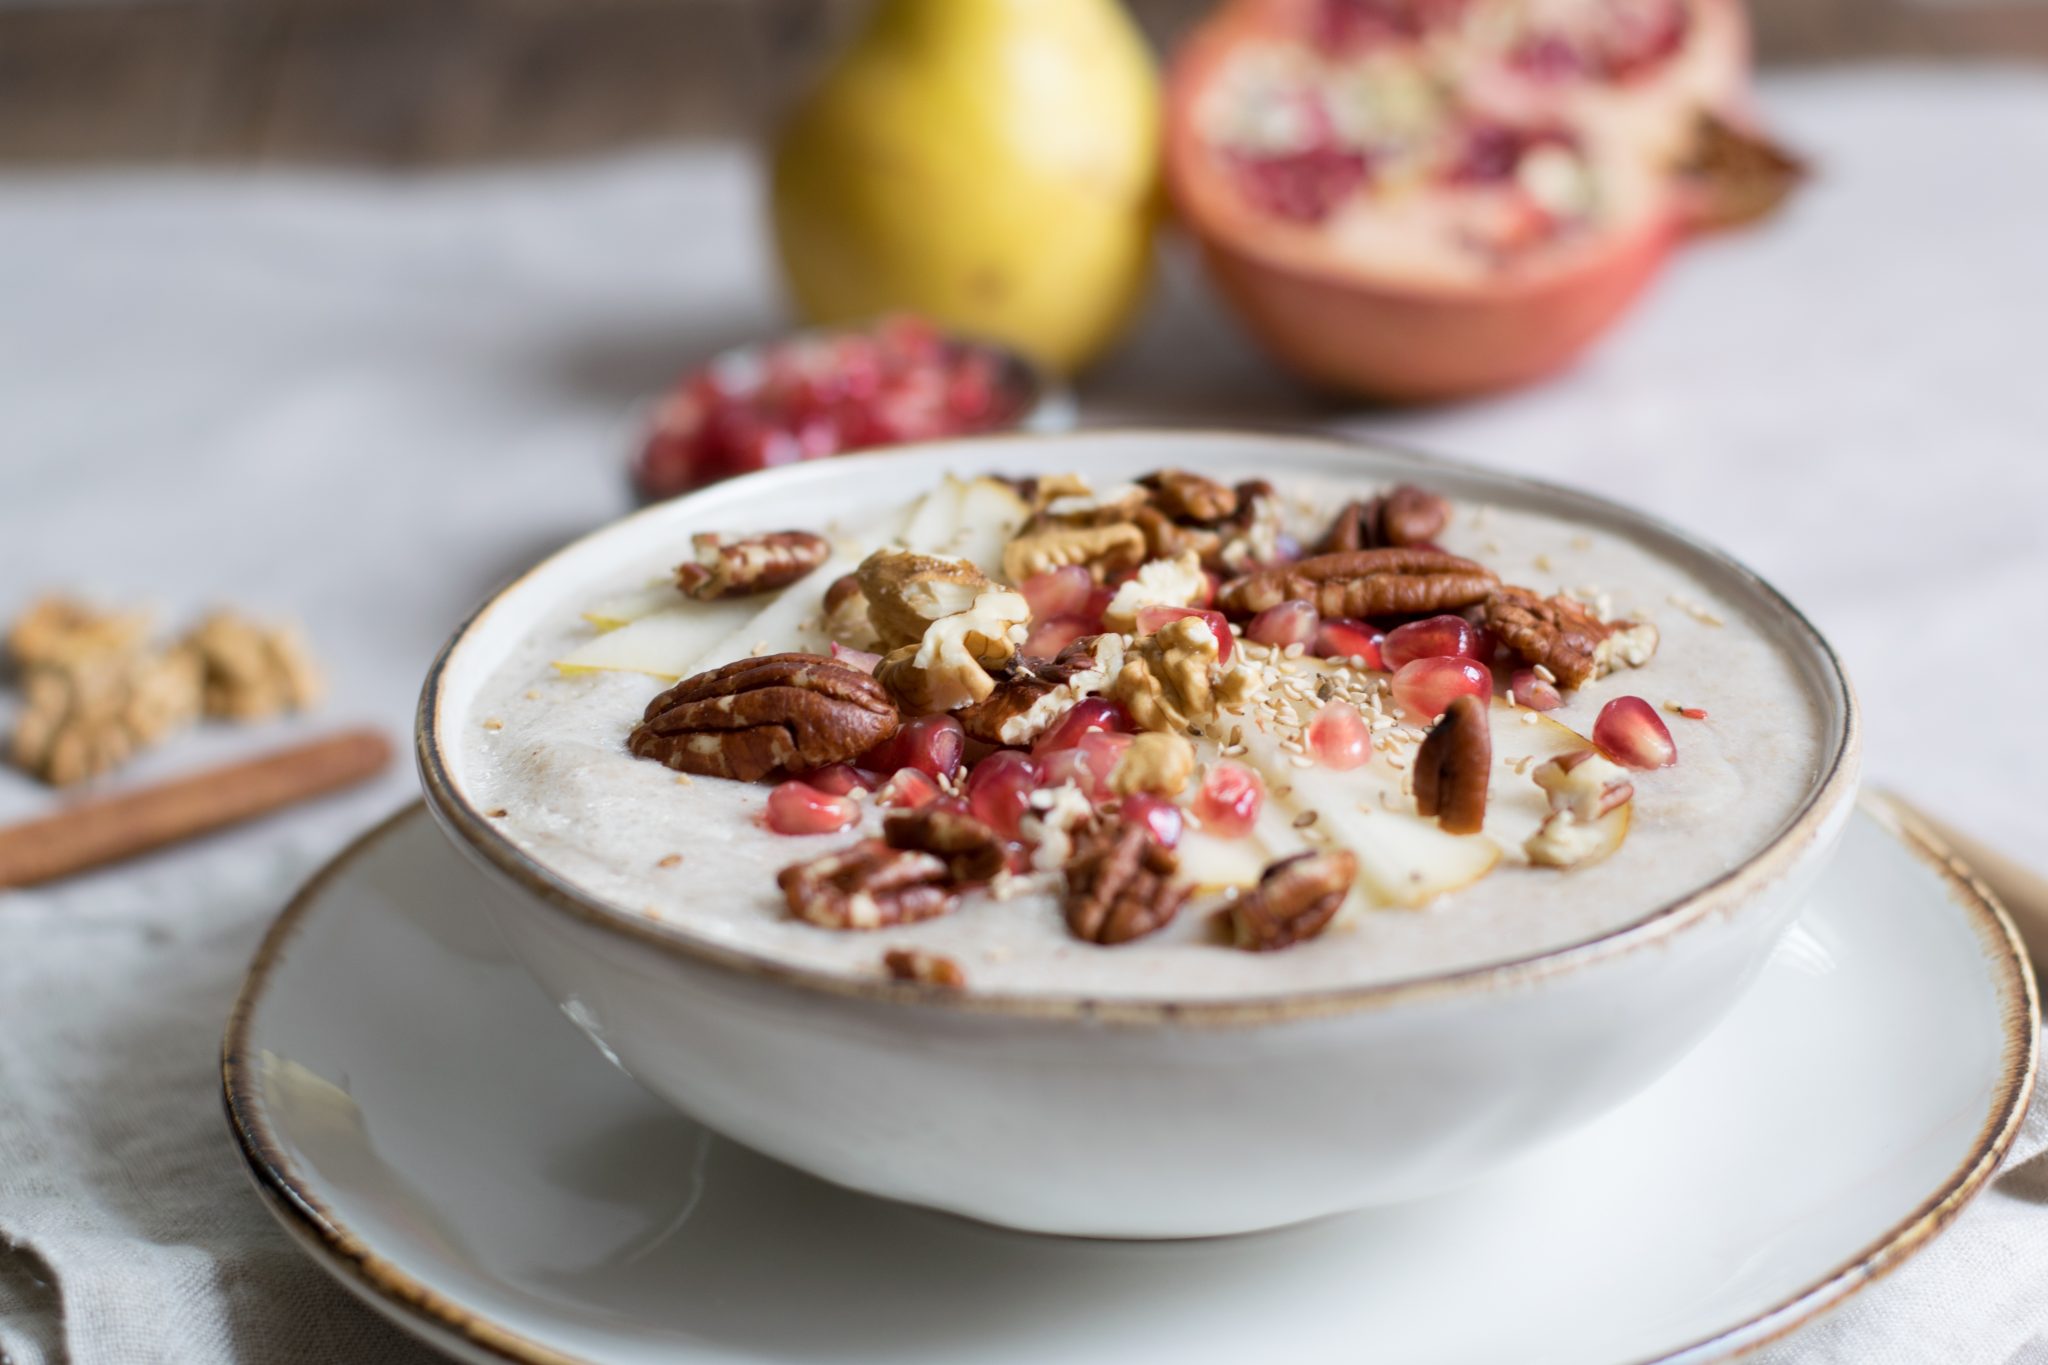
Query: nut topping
xmin=1110 ymin=731 xmax=1197 ymax=798
xmin=1002 ymin=520 xmax=1149 ymax=584
xmin=883 ymin=806 xmax=1006 ymax=884
xmin=184 ymin=611 xmax=324 ymax=720
xmin=1413 ymin=694 xmax=1491 ymax=834
xmin=628 ymin=653 xmax=899 ymax=782
xmin=1107 ymin=616 xmax=1250 ymax=733
xmin=1061 ymin=816 xmax=1191 ymax=945
xmin=822 ymin=572 xmax=883 ymax=652
xmin=778 ymin=839 xmax=954 ymax=930
xmin=1100 ymin=550 xmax=1207 ymax=631
xmin=854 ymin=548 xmax=994 ymax=651
xmin=1228 ymin=850 xmax=1358 ymax=952
xmin=954 ymin=651 xmax=1095 ymax=745
xmin=675 ymin=530 xmax=831 ymax=601
xmin=1317 ymin=485 xmax=1451 ymax=553
xmin=1139 ymin=469 xmax=1238 ymax=524
xmin=1532 ymin=749 xmax=1634 ymax=822
xmin=1218 ymin=548 xmax=1498 ymax=620
xmin=883 ymin=948 xmax=967 ymax=989
xmin=873 ymin=588 xmax=1030 ymax=713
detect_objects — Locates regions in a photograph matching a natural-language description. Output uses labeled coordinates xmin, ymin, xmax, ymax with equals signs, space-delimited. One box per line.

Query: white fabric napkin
xmin=4 ymin=63 xmax=2048 ymax=1364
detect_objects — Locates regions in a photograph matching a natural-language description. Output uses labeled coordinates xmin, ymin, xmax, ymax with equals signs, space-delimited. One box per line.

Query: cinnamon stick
xmin=0 ymin=728 xmax=393 ymax=889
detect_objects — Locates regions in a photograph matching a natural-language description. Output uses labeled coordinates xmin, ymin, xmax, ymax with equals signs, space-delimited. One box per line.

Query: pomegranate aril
xmin=830 ymin=641 xmax=882 ymax=674
xmin=1032 ymin=698 xmax=1133 ymax=755
xmin=1391 ymin=657 xmax=1492 ymax=720
xmin=857 ymin=714 xmax=965 ymax=779
xmin=1019 ymin=566 xmax=1095 ymax=621
xmin=1118 ymin=793 xmax=1185 ymax=849
xmin=1022 ymin=615 xmax=1093 ymax=660
xmin=1510 ymin=667 xmax=1564 ymax=711
xmin=1134 ymin=606 xmax=1236 ymax=663
xmin=1081 ymin=585 xmax=1116 ymax=627
xmin=763 ymin=781 xmax=859 ymax=836
xmin=793 ymin=763 xmax=878 ymax=796
xmin=1381 ymin=614 xmax=1476 ymax=669
xmin=1227 ymin=145 xmax=1371 ymax=224
xmin=1193 ymin=763 xmax=1265 ymax=839
xmin=965 ymin=750 xmax=1040 ymax=840
xmin=1247 ymin=599 xmax=1319 ymax=650
xmin=1071 ymin=731 xmax=1133 ymax=798
xmin=1313 ymin=618 xmax=1385 ymax=669
xmin=1307 ymin=701 xmax=1372 ymax=770
xmin=1593 ymin=696 xmax=1677 ymax=769
xmin=876 ymin=768 xmax=941 ymax=809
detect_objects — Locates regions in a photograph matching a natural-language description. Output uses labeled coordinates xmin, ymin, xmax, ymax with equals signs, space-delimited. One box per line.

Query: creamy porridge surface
xmin=459 ymin=472 xmax=1826 ymax=1000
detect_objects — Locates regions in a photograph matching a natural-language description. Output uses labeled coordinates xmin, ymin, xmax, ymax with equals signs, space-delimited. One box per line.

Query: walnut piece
xmin=1108 ymin=616 xmax=1251 ymax=733
xmin=1110 ymin=731 xmax=1196 ymax=798
xmin=8 ymin=596 xmax=152 ymax=669
xmin=1229 ymin=850 xmax=1358 ymax=952
xmin=629 ymin=653 xmax=899 ymax=782
xmin=184 ymin=611 xmax=323 ymax=720
xmin=1317 ymin=485 xmax=1451 ymax=553
xmin=1218 ymin=548 xmax=1498 ymax=620
xmin=674 ymin=530 xmax=831 ymax=601
xmin=821 ymin=573 xmax=882 ymax=652
xmin=1413 ymin=695 xmax=1491 ymax=834
xmin=1002 ymin=520 xmax=1148 ymax=585
xmin=778 ymin=840 xmax=954 ymax=930
xmin=874 ymin=588 xmax=1029 ymax=714
xmin=1212 ymin=480 xmax=1285 ymax=573
xmin=854 ymin=549 xmax=993 ymax=651
xmin=1061 ymin=816 xmax=1190 ymax=945
xmin=1532 ymin=749 xmax=1633 ymax=822
xmin=1100 ymin=551 xmax=1207 ymax=631
xmin=1139 ymin=469 xmax=1238 ymax=524
xmin=12 ymin=646 xmax=202 ymax=786
xmin=883 ymin=806 xmax=1006 ymax=884
xmin=883 ymin=948 xmax=967 ymax=989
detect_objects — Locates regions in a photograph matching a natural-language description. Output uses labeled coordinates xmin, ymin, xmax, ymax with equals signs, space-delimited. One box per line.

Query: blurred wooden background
xmin=5 ymin=0 xmax=2047 ymax=165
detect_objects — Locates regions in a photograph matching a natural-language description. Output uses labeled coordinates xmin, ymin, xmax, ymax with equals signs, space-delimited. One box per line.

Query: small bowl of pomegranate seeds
xmin=631 ymin=315 xmax=1071 ymax=501
xmin=422 ymin=428 xmax=1857 ymax=1239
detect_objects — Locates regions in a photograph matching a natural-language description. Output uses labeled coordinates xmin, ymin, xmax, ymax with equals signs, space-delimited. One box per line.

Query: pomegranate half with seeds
xmin=1165 ymin=0 xmax=1800 ymax=399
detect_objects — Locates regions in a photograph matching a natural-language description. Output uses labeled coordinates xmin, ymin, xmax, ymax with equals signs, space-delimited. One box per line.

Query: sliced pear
xmin=939 ymin=477 xmax=1032 ymax=577
xmin=899 ymin=475 xmax=969 ymax=553
xmin=580 ymin=581 xmax=681 ymax=632
xmin=554 ymin=598 xmax=769 ymax=678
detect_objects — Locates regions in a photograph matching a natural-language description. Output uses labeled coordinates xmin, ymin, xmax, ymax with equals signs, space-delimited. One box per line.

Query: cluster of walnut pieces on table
xmin=6 ymin=596 xmax=324 ymax=786
xmin=618 ymin=470 xmax=1662 ymax=991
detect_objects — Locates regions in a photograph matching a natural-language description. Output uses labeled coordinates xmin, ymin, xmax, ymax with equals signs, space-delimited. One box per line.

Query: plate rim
xmin=220 ymin=796 xmax=2038 ymax=1365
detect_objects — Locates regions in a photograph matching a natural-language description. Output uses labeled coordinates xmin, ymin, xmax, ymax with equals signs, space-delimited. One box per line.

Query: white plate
xmin=223 ymin=799 xmax=2033 ymax=1365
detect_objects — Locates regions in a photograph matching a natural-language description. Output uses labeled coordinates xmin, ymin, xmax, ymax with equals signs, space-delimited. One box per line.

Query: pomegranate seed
xmin=857 ymin=714 xmax=965 ymax=779
xmin=793 ymin=763 xmax=879 ymax=796
xmin=1391 ymin=657 xmax=1492 ymax=720
xmin=1134 ymin=606 xmax=1235 ymax=663
xmin=763 ymin=781 xmax=858 ymax=836
xmin=1032 ymin=698 xmax=1133 ymax=755
xmin=830 ymin=641 xmax=881 ymax=674
xmin=1071 ymin=731 xmax=1133 ymax=798
xmin=1510 ymin=667 xmax=1564 ymax=711
xmin=965 ymin=751 xmax=1039 ymax=840
xmin=1227 ymin=145 xmax=1371 ymax=223
xmin=1382 ymin=615 xmax=1475 ymax=669
xmin=1019 ymin=566 xmax=1095 ymax=621
xmin=1036 ymin=747 xmax=1093 ymax=796
xmin=1313 ymin=618 xmax=1385 ymax=669
xmin=1197 ymin=571 xmax=1221 ymax=609
xmin=1118 ymin=793 xmax=1184 ymax=849
xmin=1307 ymin=701 xmax=1372 ymax=770
xmin=1022 ymin=614 xmax=1093 ymax=660
xmin=1081 ymin=585 xmax=1116 ymax=627
xmin=1247 ymin=599 xmax=1320 ymax=649
xmin=1193 ymin=763 xmax=1264 ymax=839
xmin=876 ymin=768 xmax=940 ymax=809
xmin=1594 ymin=696 xmax=1677 ymax=769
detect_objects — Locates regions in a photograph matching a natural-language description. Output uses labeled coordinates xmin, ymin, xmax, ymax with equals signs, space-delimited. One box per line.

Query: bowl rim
xmin=416 ymin=426 xmax=1861 ymax=1027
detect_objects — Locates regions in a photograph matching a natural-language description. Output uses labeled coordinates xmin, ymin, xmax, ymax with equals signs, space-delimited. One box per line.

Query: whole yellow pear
xmin=770 ymin=0 xmax=1160 ymax=375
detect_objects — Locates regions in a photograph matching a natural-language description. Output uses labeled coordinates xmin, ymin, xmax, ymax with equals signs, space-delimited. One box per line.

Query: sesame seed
xmin=1520 ymin=712 xmax=1540 ymax=726
xmin=1293 ymin=810 xmax=1319 ymax=828
xmin=1534 ymin=553 xmax=1554 ymax=573
xmin=486 ymin=808 xmax=508 ymax=818
xmin=674 ymin=774 xmax=693 ymax=786
xmin=1533 ymin=664 xmax=1556 ymax=684
xmin=658 ymin=854 xmax=682 ymax=869
xmin=1289 ymin=755 xmax=1313 ymax=769
xmin=482 ymin=717 xmax=504 ymax=732
xmin=1283 ymin=642 xmax=1305 ymax=659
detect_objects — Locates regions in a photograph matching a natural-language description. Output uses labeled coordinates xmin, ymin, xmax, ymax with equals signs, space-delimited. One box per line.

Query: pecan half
xmin=1139 ymin=469 xmax=1238 ymax=524
xmin=883 ymin=806 xmax=1006 ymax=883
xmin=1061 ymin=816 xmax=1190 ymax=945
xmin=1229 ymin=850 xmax=1358 ymax=952
xmin=883 ymin=948 xmax=967 ymax=989
xmin=675 ymin=530 xmax=831 ymax=600
xmin=1413 ymin=694 xmax=1491 ymax=834
xmin=779 ymin=839 xmax=953 ymax=930
xmin=628 ymin=653 xmax=898 ymax=782
xmin=1481 ymin=587 xmax=1656 ymax=690
xmin=1316 ymin=485 xmax=1451 ymax=553
xmin=1218 ymin=548 xmax=1498 ymax=620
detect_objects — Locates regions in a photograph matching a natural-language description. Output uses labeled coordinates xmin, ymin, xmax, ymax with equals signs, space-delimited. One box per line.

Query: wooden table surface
xmin=5 ymin=0 xmax=2047 ymax=166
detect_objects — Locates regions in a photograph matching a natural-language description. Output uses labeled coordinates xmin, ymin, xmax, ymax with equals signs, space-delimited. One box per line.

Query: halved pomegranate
xmin=1165 ymin=0 xmax=1797 ymax=399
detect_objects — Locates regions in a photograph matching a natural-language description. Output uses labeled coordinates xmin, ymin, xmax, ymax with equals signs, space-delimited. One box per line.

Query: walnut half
xmin=874 ymin=588 xmax=1029 ymax=714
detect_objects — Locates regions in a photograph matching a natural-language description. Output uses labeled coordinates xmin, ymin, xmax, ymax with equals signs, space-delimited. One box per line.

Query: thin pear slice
xmin=554 ymin=597 xmax=771 ymax=678
xmin=899 ymin=475 xmax=969 ymax=553
xmin=940 ymin=477 xmax=1032 ymax=577
xmin=580 ymin=581 xmax=682 ymax=632
xmin=1176 ymin=783 xmax=1309 ymax=894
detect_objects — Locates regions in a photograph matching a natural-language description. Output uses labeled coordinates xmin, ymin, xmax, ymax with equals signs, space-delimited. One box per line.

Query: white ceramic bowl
xmin=418 ymin=430 xmax=1860 ymax=1239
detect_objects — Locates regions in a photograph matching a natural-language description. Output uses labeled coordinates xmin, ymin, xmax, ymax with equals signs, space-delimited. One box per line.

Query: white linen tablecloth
xmin=3 ymin=65 xmax=2047 ymax=1364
